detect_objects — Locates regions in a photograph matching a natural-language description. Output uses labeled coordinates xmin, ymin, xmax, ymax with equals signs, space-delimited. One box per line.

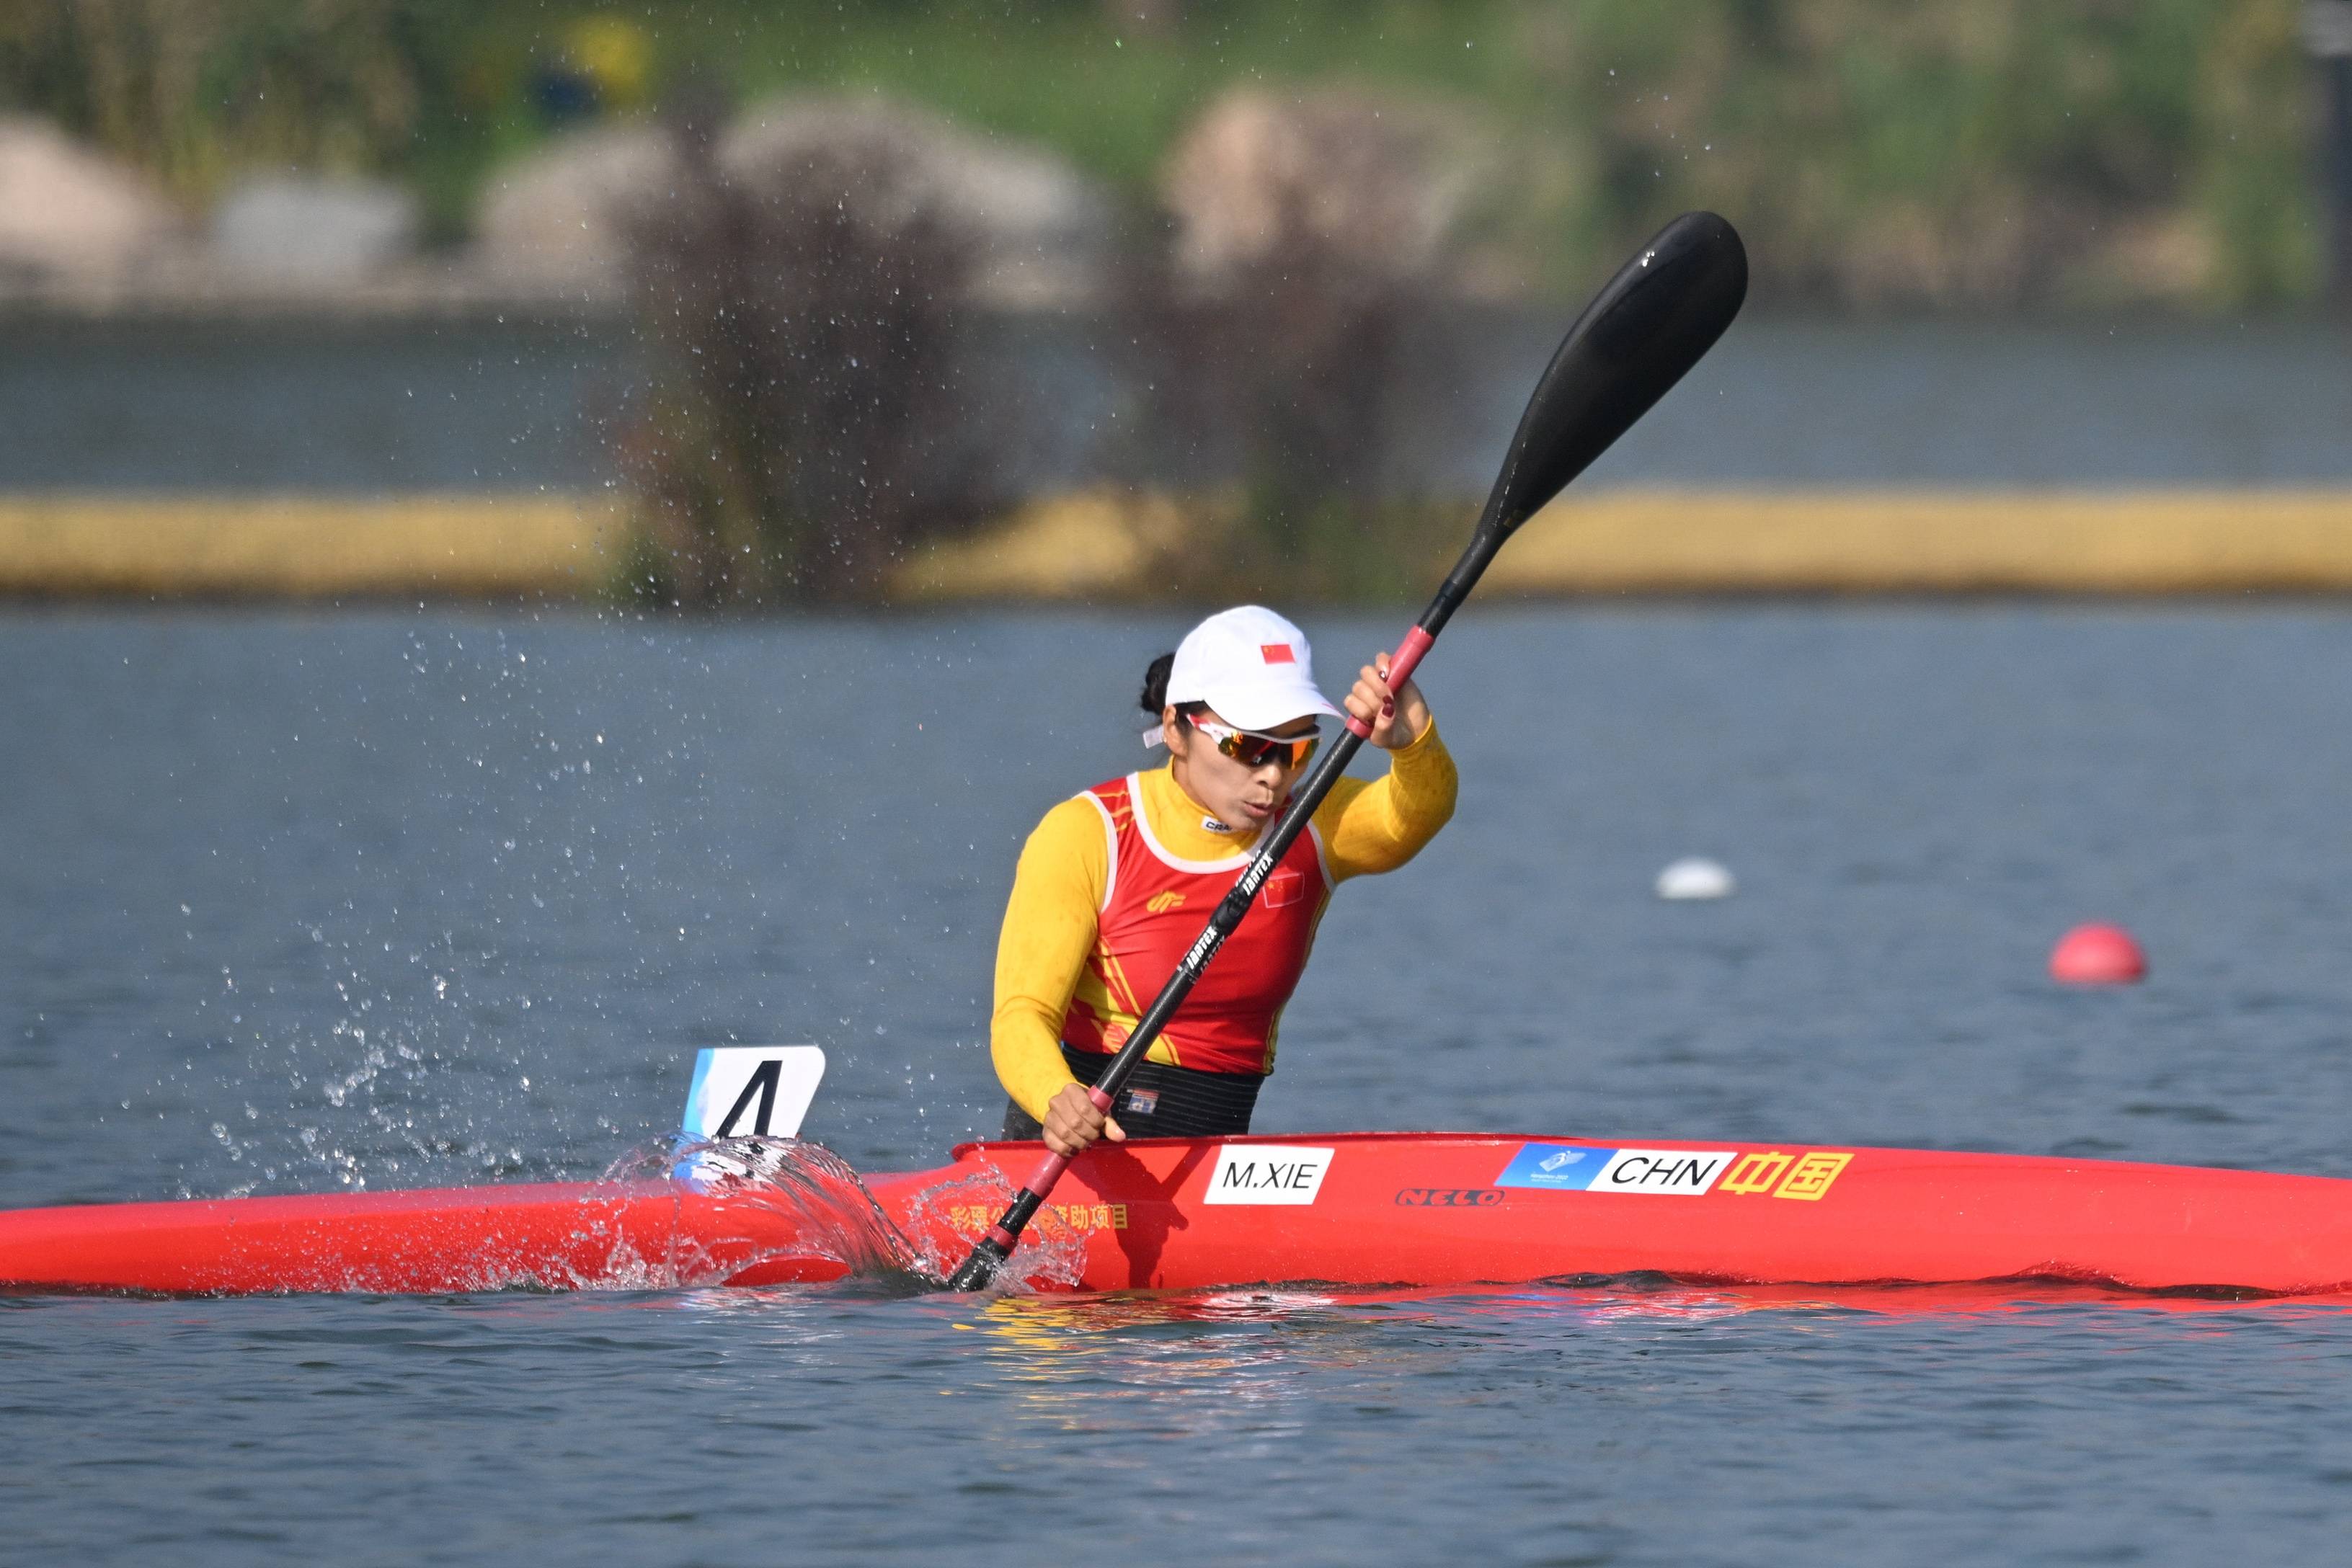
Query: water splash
xmin=599 ymin=1135 xmax=936 ymax=1289
xmin=892 ymin=1163 xmax=1090 ymax=1292
xmin=597 ymin=1136 xmax=1091 ymax=1295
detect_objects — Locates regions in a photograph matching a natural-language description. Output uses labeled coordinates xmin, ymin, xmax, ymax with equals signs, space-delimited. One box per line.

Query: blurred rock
xmin=719 ymin=95 xmax=1110 ymax=306
xmin=0 ymin=117 xmax=179 ymax=284
xmin=210 ymin=177 xmax=419 ymax=284
xmin=1163 ymin=88 xmax=1496 ymax=287
xmin=476 ymin=123 xmax=678 ymax=292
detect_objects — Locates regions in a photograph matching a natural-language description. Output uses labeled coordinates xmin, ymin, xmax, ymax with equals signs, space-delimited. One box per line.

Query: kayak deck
xmin=6 ymin=1132 xmax=2352 ymax=1298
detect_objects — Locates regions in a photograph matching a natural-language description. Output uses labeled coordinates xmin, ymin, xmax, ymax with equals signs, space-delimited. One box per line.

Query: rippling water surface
xmin=5 ymin=605 xmax=2352 ymax=1564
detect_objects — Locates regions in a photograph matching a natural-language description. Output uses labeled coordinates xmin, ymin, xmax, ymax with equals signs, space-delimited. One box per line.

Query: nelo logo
xmin=1394 ymin=1188 xmax=1503 ymax=1208
xmin=1146 ymin=891 xmax=1187 ymax=914
xmin=1203 ymin=1144 xmax=1334 ymax=1206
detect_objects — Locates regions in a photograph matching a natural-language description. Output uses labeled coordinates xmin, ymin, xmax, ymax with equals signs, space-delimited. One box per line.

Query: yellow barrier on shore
xmin=892 ymin=489 xmax=1201 ymax=600
xmin=0 ymin=494 xmax=619 ymax=599
xmin=1494 ymin=490 xmax=2352 ymax=594
xmin=6 ymin=489 xmax=2352 ymax=599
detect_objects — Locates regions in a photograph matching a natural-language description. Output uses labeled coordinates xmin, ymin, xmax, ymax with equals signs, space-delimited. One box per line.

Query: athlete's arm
xmin=990 ymin=797 xmax=1116 ymax=1126
xmin=1318 ymin=653 xmax=1459 ymax=881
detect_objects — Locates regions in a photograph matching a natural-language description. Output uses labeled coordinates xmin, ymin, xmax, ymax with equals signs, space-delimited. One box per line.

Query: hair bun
xmin=1139 ymin=651 xmax=1176 ymax=714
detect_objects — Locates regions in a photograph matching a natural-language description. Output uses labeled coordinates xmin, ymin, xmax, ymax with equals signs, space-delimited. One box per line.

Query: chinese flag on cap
xmin=1259 ymin=643 xmax=1296 ymax=664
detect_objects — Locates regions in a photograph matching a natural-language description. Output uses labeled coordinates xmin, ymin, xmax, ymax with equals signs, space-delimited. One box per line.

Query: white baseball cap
xmin=1163 ymin=606 xmax=1343 ymax=732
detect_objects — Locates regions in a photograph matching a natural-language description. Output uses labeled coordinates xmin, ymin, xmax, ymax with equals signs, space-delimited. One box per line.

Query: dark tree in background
xmin=1135 ymin=88 xmax=1493 ymax=600
xmin=1135 ymin=222 xmax=1424 ymax=600
xmin=620 ymin=99 xmax=982 ymax=606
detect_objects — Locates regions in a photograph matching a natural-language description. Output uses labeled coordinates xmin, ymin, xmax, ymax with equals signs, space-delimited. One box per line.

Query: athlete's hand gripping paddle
xmin=946 ymin=211 xmax=1749 ymax=1291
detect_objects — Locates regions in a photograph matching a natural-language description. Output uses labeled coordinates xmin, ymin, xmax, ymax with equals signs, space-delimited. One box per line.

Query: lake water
xmin=3 ymin=313 xmax=2348 ymax=493
xmin=6 ymin=605 xmax=2352 ymax=1563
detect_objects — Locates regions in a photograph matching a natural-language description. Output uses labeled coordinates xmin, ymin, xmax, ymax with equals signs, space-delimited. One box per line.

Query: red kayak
xmin=6 ymin=1131 xmax=2352 ymax=1298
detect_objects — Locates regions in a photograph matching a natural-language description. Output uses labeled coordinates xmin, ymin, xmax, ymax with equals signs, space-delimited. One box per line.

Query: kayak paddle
xmin=946 ymin=210 xmax=1749 ymax=1291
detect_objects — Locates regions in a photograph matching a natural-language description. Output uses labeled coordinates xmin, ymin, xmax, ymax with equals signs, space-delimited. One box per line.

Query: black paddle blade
xmin=1481 ymin=211 xmax=1747 ymax=538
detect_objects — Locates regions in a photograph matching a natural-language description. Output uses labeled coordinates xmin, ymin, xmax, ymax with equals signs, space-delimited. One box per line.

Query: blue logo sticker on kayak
xmin=1496 ymin=1143 xmax=1617 ymax=1190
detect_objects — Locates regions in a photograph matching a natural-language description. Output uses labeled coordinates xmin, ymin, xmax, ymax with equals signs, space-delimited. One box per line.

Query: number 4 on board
xmin=680 ymin=1046 xmax=826 ymax=1141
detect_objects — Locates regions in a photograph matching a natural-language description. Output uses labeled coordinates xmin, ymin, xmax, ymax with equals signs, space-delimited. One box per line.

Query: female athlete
xmin=991 ymin=605 xmax=1457 ymax=1155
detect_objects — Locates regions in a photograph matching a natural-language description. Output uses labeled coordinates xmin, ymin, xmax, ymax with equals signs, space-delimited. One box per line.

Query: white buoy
xmin=1656 ymin=856 xmax=1735 ymax=900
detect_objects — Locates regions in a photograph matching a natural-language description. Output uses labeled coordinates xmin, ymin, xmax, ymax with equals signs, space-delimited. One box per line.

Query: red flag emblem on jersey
xmin=1259 ymin=643 xmax=1296 ymax=664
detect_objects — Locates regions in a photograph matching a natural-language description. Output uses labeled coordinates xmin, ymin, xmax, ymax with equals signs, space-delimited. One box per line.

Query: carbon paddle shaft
xmin=946 ymin=212 xmax=1747 ymax=1291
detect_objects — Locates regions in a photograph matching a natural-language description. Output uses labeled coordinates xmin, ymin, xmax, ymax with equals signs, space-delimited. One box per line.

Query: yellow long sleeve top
xmin=990 ymin=721 xmax=1458 ymax=1121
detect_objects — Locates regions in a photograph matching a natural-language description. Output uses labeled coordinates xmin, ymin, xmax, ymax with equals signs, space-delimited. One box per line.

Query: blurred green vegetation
xmin=0 ymin=0 xmax=2324 ymax=306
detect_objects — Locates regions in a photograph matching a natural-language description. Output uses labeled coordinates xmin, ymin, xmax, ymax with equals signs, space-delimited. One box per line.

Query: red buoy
xmin=2049 ymin=923 xmax=2147 ymax=985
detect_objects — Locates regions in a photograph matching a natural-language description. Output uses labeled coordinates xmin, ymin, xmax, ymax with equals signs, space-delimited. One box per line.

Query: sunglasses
xmin=1192 ymin=718 xmax=1321 ymax=770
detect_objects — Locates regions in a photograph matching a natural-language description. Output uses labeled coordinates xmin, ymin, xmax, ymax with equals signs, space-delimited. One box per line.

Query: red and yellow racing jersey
xmin=990 ymin=722 xmax=1457 ymax=1120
